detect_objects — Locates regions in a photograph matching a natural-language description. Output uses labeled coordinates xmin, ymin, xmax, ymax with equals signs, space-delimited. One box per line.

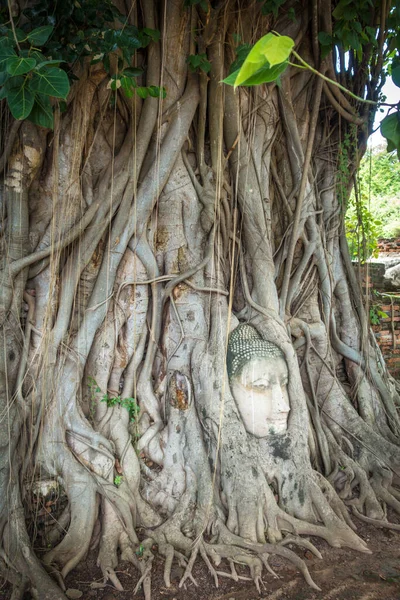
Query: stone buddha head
xmin=227 ymin=324 xmax=290 ymax=437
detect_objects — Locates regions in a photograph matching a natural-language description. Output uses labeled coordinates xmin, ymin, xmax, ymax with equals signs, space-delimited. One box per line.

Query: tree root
xmin=215 ymin=522 xmax=322 ymax=591
xmin=352 ymin=506 xmax=400 ymax=531
xmin=0 ymin=555 xmax=29 ymax=600
xmin=42 ymin=462 xmax=98 ymax=579
xmin=119 ymin=533 xmax=153 ymax=600
xmin=279 ymin=535 xmax=322 ymax=559
xmin=144 ymin=504 xmax=323 ymax=594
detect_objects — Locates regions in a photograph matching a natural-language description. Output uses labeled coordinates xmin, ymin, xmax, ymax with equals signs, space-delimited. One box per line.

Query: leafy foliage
xmin=187 ymin=53 xmax=211 ymax=73
xmin=369 ymin=305 xmax=388 ymax=325
xmin=314 ymin=1 xmax=400 ymax=158
xmin=316 ymin=0 xmax=379 ymax=60
xmin=0 ymin=24 xmax=68 ymax=126
xmin=359 ymin=149 xmax=400 ymax=202
xmin=257 ymin=0 xmax=286 ymax=18
xmin=0 ymin=0 xmax=163 ymax=128
xmin=381 ymin=113 xmax=400 ymax=159
xmin=345 ymin=201 xmax=381 ymax=262
xmin=345 ymin=149 xmax=400 ymax=261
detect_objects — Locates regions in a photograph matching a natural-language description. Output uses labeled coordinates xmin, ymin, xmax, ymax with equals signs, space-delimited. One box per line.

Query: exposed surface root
xmin=352 ymin=506 xmax=400 ymax=531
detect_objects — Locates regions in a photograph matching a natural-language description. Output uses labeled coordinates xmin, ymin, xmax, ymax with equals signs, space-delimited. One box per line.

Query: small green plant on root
xmin=87 ymin=376 xmax=140 ymax=422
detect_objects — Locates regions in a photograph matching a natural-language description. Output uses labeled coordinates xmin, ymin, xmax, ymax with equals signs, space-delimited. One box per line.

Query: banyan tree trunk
xmin=0 ymin=1 xmax=398 ymax=598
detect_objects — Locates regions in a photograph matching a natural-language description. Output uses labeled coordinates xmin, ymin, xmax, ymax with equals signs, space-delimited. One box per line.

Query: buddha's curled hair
xmin=227 ymin=324 xmax=285 ymax=380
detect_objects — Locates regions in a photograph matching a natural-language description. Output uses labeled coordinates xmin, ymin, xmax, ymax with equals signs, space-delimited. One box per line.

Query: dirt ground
xmin=1 ymin=515 xmax=400 ymax=600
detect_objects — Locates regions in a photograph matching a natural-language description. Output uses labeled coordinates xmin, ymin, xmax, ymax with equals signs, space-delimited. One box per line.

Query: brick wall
xmin=372 ymin=303 xmax=400 ymax=378
xmin=377 ymin=237 xmax=400 ymax=256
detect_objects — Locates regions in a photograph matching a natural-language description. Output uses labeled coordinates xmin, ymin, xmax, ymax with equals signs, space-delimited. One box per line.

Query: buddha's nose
xmin=272 ymin=385 xmax=289 ymax=412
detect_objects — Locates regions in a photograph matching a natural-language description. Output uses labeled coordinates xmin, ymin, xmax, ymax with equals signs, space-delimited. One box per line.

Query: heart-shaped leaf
xmin=27 ymin=26 xmax=54 ymax=47
xmin=6 ymin=57 xmax=36 ymax=76
xmin=6 ymin=84 xmax=35 ymax=120
xmin=224 ymin=60 xmax=288 ymax=86
xmin=234 ymin=33 xmax=293 ymax=88
xmin=392 ymin=65 xmax=400 ymax=89
xmin=29 ymin=67 xmax=70 ymax=99
xmin=0 ymin=46 xmax=17 ymax=71
xmin=28 ymin=95 xmax=54 ymax=129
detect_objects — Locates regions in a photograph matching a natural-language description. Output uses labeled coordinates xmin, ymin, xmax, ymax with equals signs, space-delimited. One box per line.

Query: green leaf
xmin=123 ymin=67 xmax=143 ymax=77
xmin=381 ymin=113 xmax=400 ymax=150
xmin=27 ymin=26 xmax=54 ymax=47
xmin=260 ymin=0 xmax=285 ymax=17
xmin=234 ymin=33 xmax=293 ymax=87
xmin=6 ymin=83 xmax=34 ymax=120
xmin=0 ymin=46 xmax=17 ymax=71
xmin=28 ymin=95 xmax=54 ymax=129
xmin=230 ymin=43 xmax=252 ymax=73
xmin=392 ymin=65 xmax=400 ymax=88
xmin=136 ymin=86 xmax=149 ymax=99
xmin=187 ymin=53 xmax=211 ymax=73
xmin=29 ymin=68 xmax=70 ymax=99
xmin=222 ymin=69 xmax=240 ymax=86
xmin=0 ymin=71 xmax=9 ymax=86
xmin=0 ymin=37 xmax=14 ymax=49
xmin=318 ymin=32 xmax=333 ymax=46
xmin=6 ymin=57 xmax=36 ymax=77
xmin=238 ymin=60 xmax=289 ymax=86
xmin=26 ymin=50 xmax=47 ymax=64
xmin=6 ymin=28 xmax=26 ymax=45
xmin=148 ymin=85 xmax=165 ymax=97
xmin=223 ymin=60 xmax=288 ymax=87
xmin=142 ymin=28 xmax=160 ymax=43
xmin=35 ymin=60 xmax=64 ymax=70
xmin=121 ymin=76 xmax=135 ymax=98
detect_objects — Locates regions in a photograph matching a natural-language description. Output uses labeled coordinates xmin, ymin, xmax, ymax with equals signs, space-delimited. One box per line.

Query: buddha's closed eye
xmin=253 ymin=383 xmax=269 ymax=392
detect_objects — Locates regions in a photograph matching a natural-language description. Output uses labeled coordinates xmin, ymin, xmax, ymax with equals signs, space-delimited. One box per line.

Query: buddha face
xmin=230 ymin=355 xmax=290 ymax=437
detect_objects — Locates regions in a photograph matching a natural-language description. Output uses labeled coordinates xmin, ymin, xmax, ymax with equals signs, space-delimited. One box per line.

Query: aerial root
xmin=133 ymin=555 xmax=153 ymax=597
xmin=352 ymin=506 xmax=400 ymax=531
xmin=313 ymin=471 xmax=357 ymax=531
xmin=215 ymin=525 xmax=322 ymax=591
xmin=43 ymin=563 xmax=65 ymax=591
xmin=199 ymin=541 xmax=219 ymax=587
xmin=157 ymin=542 xmax=190 ymax=587
xmin=143 ymin=499 xmax=324 ymax=593
xmin=0 ymin=556 xmax=29 ymax=600
xmin=160 ymin=543 xmax=174 ymax=587
xmin=217 ymin=559 xmax=252 ymax=581
xmin=279 ymin=535 xmax=323 ymax=559
xmin=179 ymin=545 xmax=199 ymax=588
xmin=370 ymin=479 xmax=400 ymax=515
xmin=259 ymin=554 xmax=279 ymax=579
xmin=103 ymin=567 xmax=124 ymax=591
xmin=118 ymin=538 xmax=153 ymax=600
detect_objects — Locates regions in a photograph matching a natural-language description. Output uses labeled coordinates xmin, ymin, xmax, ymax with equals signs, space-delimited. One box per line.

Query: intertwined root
xmin=140 ymin=515 xmax=323 ymax=594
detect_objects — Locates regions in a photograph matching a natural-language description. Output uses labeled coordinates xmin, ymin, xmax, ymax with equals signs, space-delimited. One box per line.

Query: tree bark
xmin=0 ymin=1 xmax=398 ymax=597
